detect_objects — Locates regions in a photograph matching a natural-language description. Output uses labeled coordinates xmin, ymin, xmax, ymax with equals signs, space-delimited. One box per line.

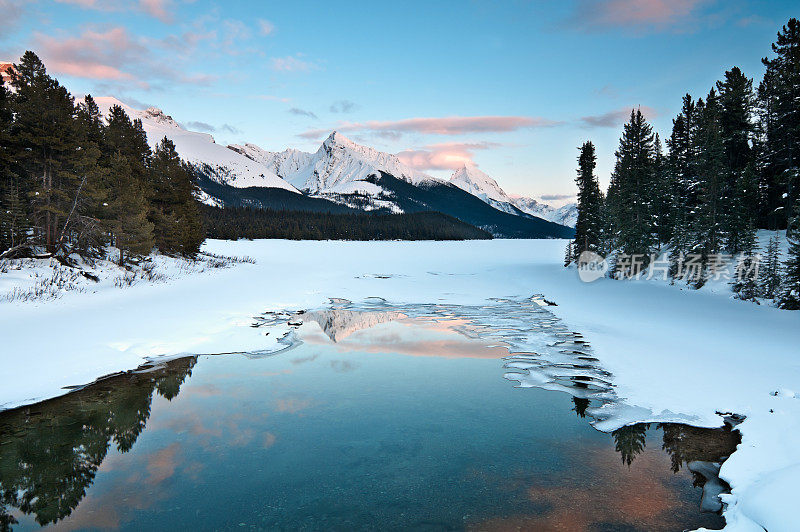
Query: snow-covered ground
xmin=0 ymin=238 xmax=798 ymax=531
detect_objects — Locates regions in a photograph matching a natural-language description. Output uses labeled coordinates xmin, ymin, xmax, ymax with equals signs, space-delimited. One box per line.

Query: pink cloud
xmin=258 ymin=19 xmax=275 ymax=36
xmin=139 ymin=0 xmax=173 ymax=23
xmin=270 ymin=54 xmax=316 ymax=72
xmin=53 ymin=0 xmax=175 ymax=22
xmin=33 ymin=26 xmax=216 ymax=89
xmin=571 ymin=0 xmax=711 ymax=32
xmin=34 ymin=27 xmax=146 ymax=84
xmin=397 ymin=142 xmax=501 ymax=171
xmin=299 ymin=116 xmax=556 ymax=140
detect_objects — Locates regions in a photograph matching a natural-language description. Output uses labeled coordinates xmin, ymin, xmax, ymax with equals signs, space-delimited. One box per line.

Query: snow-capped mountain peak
xmin=450 ymin=164 xmax=511 ymax=205
xmin=286 ymin=131 xmax=440 ymax=194
xmin=449 ymin=163 xmax=578 ymax=227
xmin=227 ymin=143 xmax=313 ymax=180
xmin=91 ymin=96 xmax=298 ymax=193
xmin=142 ymin=107 xmax=181 ymax=129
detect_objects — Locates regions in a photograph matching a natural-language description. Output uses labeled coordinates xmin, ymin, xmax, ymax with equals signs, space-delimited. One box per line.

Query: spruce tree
xmin=758 ymin=18 xmax=800 ymax=230
xmin=651 ymin=134 xmax=672 ymax=245
xmin=8 ymin=51 xmax=96 ymax=255
xmin=106 ymin=154 xmax=154 ymax=265
xmin=667 ymin=95 xmax=699 ymax=279
xmin=572 ymin=141 xmax=603 ymax=261
xmin=779 ymin=233 xmax=800 ymax=309
xmin=716 ymin=67 xmax=757 ymax=253
xmin=149 ymin=138 xmax=203 ymax=256
xmin=606 ymin=109 xmax=657 ymax=277
xmin=761 ymin=233 xmax=783 ymax=299
xmin=0 ymin=71 xmax=28 ymax=254
xmin=688 ymin=92 xmax=726 ymax=288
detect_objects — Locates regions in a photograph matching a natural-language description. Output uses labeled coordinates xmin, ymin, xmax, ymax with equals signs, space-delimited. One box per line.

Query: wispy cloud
xmin=541 ymin=193 xmax=576 ymax=201
xmin=579 ymin=105 xmax=657 ymax=128
xmin=330 ymin=100 xmax=357 ymax=113
xmin=569 ymin=0 xmax=712 ymax=33
xmin=299 ymin=115 xmax=557 ymax=140
xmin=139 ymin=0 xmax=173 ymax=24
xmin=252 ymin=94 xmax=291 ymax=103
xmin=396 ymin=141 xmax=501 ymax=171
xmin=184 ymin=120 xmax=215 ymax=132
xmin=257 ymin=19 xmax=275 ymax=36
xmin=270 ymin=54 xmax=317 ymax=73
xmin=54 ymin=0 xmax=176 ymax=23
xmin=289 ymin=107 xmax=318 ymax=120
xmin=221 ymin=124 xmax=241 ymax=134
xmin=32 ymin=26 xmax=216 ymax=89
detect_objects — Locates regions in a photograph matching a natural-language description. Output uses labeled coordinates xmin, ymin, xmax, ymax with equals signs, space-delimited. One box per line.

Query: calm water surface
xmin=0 ymin=317 xmax=737 ymax=531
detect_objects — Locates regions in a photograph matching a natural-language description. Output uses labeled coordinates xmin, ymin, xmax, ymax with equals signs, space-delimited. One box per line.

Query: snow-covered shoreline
xmin=1 ymin=238 xmax=798 ymax=531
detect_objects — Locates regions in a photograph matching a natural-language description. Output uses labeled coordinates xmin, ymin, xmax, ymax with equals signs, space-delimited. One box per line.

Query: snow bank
xmin=1 ymin=238 xmax=798 ymax=531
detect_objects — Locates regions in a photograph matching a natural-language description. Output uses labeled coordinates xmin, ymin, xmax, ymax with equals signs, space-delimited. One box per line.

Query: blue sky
xmin=0 ymin=0 xmax=796 ymax=202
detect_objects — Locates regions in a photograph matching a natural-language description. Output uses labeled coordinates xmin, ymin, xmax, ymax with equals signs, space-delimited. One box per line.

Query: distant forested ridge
xmin=568 ymin=18 xmax=800 ymax=309
xmin=0 ymin=52 xmax=202 ymax=264
xmin=201 ymin=205 xmax=492 ymax=241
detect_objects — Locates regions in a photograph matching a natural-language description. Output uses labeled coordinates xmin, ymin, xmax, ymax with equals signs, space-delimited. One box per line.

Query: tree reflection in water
xmin=0 ymin=357 xmax=197 ymax=530
xmin=0 ymin=354 xmax=742 ymax=530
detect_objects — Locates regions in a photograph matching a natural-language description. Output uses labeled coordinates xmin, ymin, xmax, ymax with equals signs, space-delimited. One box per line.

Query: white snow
xmin=448 ymin=164 xmax=578 ymax=227
xmin=1 ymin=238 xmax=798 ymax=531
xmin=450 ymin=164 xmax=514 ymax=205
xmin=227 ymin=143 xmax=313 ymax=180
xmin=92 ymin=97 xmax=299 ymax=192
xmin=287 ymin=131 xmax=441 ymax=194
xmin=510 ymin=194 xmax=578 ymax=227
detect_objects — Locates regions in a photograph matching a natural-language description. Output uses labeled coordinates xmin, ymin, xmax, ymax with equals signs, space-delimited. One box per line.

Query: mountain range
xmin=94 ymin=97 xmax=576 ymax=239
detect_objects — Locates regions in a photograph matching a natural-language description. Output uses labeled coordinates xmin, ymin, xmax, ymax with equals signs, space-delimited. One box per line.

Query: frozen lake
xmin=1 ymin=311 xmax=736 ymax=530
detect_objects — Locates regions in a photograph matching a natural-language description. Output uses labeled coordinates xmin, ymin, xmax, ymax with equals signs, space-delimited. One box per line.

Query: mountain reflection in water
xmin=0 ymin=315 xmax=739 ymax=531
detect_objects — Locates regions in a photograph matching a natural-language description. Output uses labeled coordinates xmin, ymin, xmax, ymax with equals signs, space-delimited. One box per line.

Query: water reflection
xmin=0 ymin=310 xmax=741 ymax=531
xmin=0 ymin=358 xmax=196 ymax=530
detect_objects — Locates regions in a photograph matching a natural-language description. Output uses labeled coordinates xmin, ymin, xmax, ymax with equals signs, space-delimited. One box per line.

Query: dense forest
xmin=202 ymin=205 xmax=492 ymax=241
xmin=0 ymin=52 xmax=203 ymax=265
xmin=569 ymin=18 xmax=800 ymax=310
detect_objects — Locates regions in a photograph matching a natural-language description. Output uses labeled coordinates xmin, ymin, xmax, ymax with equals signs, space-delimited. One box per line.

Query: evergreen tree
xmin=667 ymin=95 xmax=699 ymax=278
xmin=716 ymin=67 xmax=757 ymax=253
xmin=688 ymin=92 xmax=726 ymax=287
xmin=758 ymin=19 xmax=800 ymax=230
xmin=8 ymin=51 xmax=97 ymax=255
xmin=0 ymin=71 xmax=28 ymax=254
xmin=606 ymin=109 xmax=657 ymax=277
xmin=571 ymin=141 xmax=604 ymax=261
xmin=149 ymin=138 xmax=203 ymax=256
xmin=106 ymin=154 xmax=154 ymax=265
xmin=651 ymin=133 xmax=672 ymax=245
xmin=761 ymin=233 xmax=783 ymax=299
xmin=780 ymin=233 xmax=800 ymax=309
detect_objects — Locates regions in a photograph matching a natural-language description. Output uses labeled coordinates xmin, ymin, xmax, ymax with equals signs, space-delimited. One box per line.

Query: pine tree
xmin=758 ymin=18 xmax=800 ymax=230
xmin=107 ymin=154 xmax=154 ymax=265
xmin=780 ymin=235 xmax=800 ymax=309
xmin=688 ymin=91 xmax=726 ymax=288
xmin=716 ymin=67 xmax=757 ymax=253
xmin=8 ymin=51 xmax=96 ymax=255
xmin=761 ymin=233 xmax=783 ymax=299
xmin=149 ymin=138 xmax=203 ymax=256
xmin=572 ymin=141 xmax=604 ymax=261
xmin=651 ymin=133 xmax=672 ymax=245
xmin=606 ymin=109 xmax=657 ymax=277
xmin=0 ymin=70 xmax=28 ymax=254
xmin=667 ymin=95 xmax=699 ymax=279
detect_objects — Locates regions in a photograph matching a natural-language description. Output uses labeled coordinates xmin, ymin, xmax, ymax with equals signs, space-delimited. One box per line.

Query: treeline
xmin=568 ymin=18 xmax=800 ymax=310
xmin=201 ymin=205 xmax=492 ymax=241
xmin=0 ymin=52 xmax=203 ymax=265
